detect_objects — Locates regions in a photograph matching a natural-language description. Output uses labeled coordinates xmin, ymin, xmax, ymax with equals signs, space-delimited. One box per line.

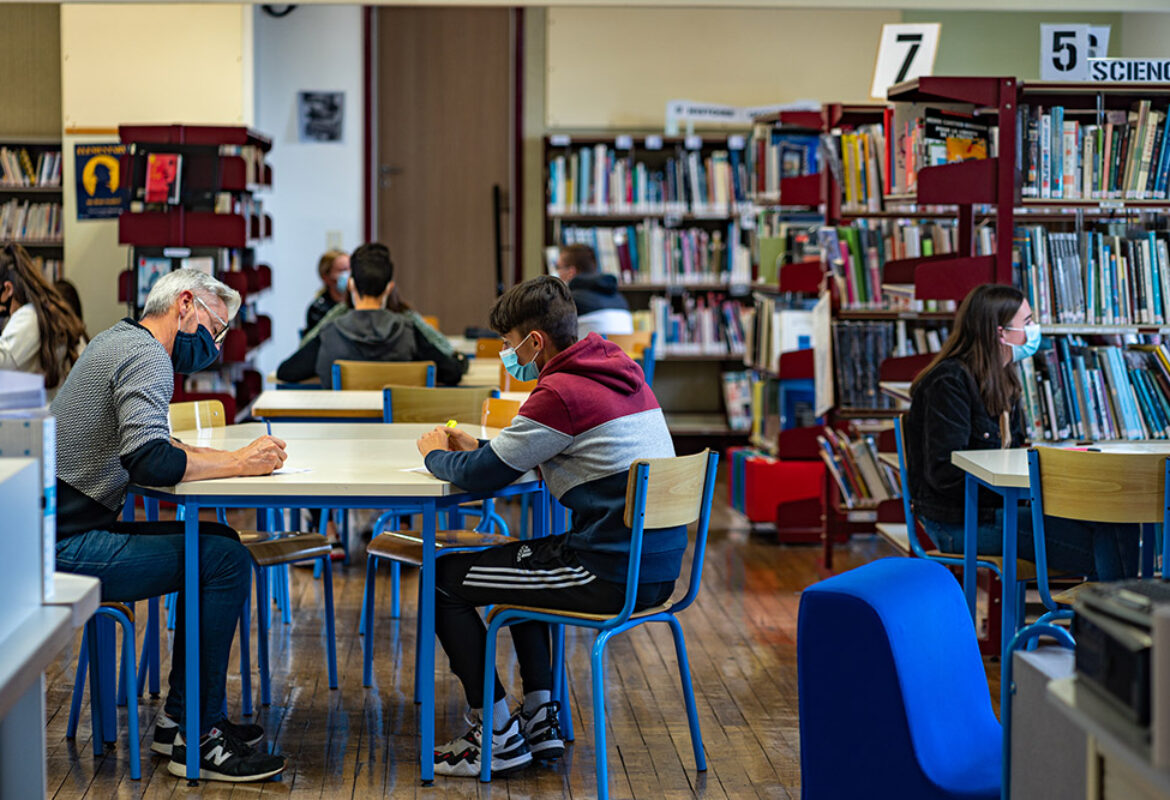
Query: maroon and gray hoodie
xmin=424 ymin=332 xmax=682 ymax=584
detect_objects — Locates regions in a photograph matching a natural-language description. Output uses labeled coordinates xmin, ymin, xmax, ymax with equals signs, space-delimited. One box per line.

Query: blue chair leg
xmin=362 ymin=557 xmax=378 ymax=687
xmin=137 ymin=596 xmax=160 ymax=698
xmin=84 ymin=617 xmax=105 ymax=756
xmin=110 ymin=609 xmax=141 ymax=781
xmin=116 ymin=603 xmax=131 ymax=708
xmin=321 ymin=556 xmax=338 ymax=689
xmin=257 ymin=566 xmax=272 ymax=707
xmin=240 ymin=568 xmax=254 ymax=717
xmin=166 ymin=591 xmax=177 ymax=631
xmin=282 ymin=563 xmax=294 ymax=625
xmin=479 ymin=617 xmax=504 ymax=783
xmin=519 ymin=495 xmax=530 ymax=540
xmin=67 ymin=628 xmax=88 ymax=739
xmin=391 ymin=562 xmax=402 ymax=618
xmin=1142 ymin=522 xmax=1156 ymax=577
xmin=552 ymin=624 xmax=574 ymax=743
xmin=591 ymin=631 xmax=615 ymax=800
xmin=667 ymin=615 xmax=706 ymax=771
xmin=98 ymin=618 xmax=117 ymax=745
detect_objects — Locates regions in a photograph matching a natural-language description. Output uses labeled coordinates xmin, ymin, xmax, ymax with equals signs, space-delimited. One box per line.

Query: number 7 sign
xmin=870 ymin=23 xmax=942 ymax=100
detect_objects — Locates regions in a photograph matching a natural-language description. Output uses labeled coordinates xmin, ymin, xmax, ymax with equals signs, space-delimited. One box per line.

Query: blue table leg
xmin=419 ymin=498 xmax=437 ymax=785
xmin=1001 ymin=489 xmax=1020 ymax=664
xmin=183 ymin=497 xmax=201 ymax=783
xmin=534 ymin=484 xmax=549 ymax=539
xmin=963 ymin=473 xmax=978 ymax=622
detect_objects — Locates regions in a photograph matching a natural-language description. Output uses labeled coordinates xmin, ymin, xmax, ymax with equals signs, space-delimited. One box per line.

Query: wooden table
xmin=252 ymin=388 xmax=530 ymax=422
xmin=137 ymin=423 xmax=545 ymax=784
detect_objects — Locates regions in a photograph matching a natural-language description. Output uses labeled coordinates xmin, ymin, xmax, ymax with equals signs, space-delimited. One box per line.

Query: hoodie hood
xmin=568 ymin=273 xmax=630 ymax=317
xmin=570 ymin=272 xmax=619 ymax=296
xmin=539 ymin=332 xmax=642 ymax=395
xmin=331 ymin=309 xmax=412 ymax=347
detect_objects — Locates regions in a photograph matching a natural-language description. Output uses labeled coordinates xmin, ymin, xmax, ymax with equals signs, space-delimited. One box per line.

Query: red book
xmin=145 ymin=153 xmax=182 ymax=204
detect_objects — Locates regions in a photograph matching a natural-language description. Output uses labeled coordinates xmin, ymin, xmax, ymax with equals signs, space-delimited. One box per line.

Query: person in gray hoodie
xmin=275 ymin=243 xmax=464 ymax=386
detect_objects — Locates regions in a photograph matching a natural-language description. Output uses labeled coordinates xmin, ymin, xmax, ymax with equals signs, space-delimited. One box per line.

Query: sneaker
xmin=433 ymin=712 xmax=532 ymax=777
xmin=167 ymin=727 xmax=285 ymax=782
xmin=520 ymin=700 xmax=565 ymax=761
xmin=152 ymin=715 xmax=263 ymax=756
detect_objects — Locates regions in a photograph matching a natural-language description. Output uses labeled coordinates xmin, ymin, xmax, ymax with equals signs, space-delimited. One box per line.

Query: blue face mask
xmin=336 ymin=272 xmax=350 ymax=294
xmin=1003 ymin=322 xmax=1042 ymax=362
xmin=500 ymin=332 xmax=540 ymax=382
xmin=172 ymin=303 xmax=222 ymax=374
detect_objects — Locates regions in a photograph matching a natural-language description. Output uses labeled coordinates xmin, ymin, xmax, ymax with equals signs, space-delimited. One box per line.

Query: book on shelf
xmin=1015 ymin=224 xmax=1170 ymax=326
xmin=1021 ymin=335 xmax=1170 ymax=443
xmin=837 ymin=124 xmax=887 ymax=213
xmin=749 ymin=125 xmax=820 ymax=201
xmin=833 ymin=319 xmax=947 ymax=409
xmin=137 ymin=256 xmax=169 ymax=308
xmin=1019 ymin=101 xmax=1170 ymax=201
xmin=648 ymin=292 xmax=748 ymax=357
xmin=890 ymin=102 xmax=996 ymax=195
xmin=0 ymin=199 xmax=62 ymax=242
xmin=560 ymin=221 xmax=751 ymax=286
xmin=546 ymin=141 xmax=751 ymax=216
xmin=817 ymin=426 xmax=900 ymax=508
xmin=742 ymin=293 xmax=816 ymax=373
xmin=0 ymin=147 xmax=62 ymax=188
xmin=144 ymin=153 xmax=182 ymax=205
xmin=721 ymin=371 xmax=753 ymax=432
xmin=755 ymin=222 xmax=821 ymax=284
xmin=26 ymin=257 xmax=61 ymax=282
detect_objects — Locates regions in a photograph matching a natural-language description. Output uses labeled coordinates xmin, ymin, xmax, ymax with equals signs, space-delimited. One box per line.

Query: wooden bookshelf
xmin=0 ymin=137 xmax=64 ymax=281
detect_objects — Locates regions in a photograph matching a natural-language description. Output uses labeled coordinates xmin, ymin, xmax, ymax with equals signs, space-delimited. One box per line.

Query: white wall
xmin=253 ymin=4 xmax=365 ymax=383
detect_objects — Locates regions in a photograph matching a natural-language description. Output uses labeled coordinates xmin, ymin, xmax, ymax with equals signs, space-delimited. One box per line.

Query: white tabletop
xmin=253 ymin=387 xmax=529 ymax=420
xmin=173 ymin=422 xmax=502 ymax=446
xmin=953 ymin=443 xmax=1170 ymax=489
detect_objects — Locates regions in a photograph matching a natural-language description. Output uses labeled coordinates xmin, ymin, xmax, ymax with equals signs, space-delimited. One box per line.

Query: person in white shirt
xmin=556 ymin=244 xmax=634 ymax=338
xmin=0 ymin=242 xmax=86 ymax=399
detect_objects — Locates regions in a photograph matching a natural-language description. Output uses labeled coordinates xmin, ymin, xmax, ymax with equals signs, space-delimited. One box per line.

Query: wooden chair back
xmin=169 ymin=400 xmax=227 ymax=431
xmin=623 ymin=449 xmax=712 ymax=529
xmin=476 ymin=338 xmax=505 ymax=359
xmin=420 ymin=315 xmax=441 ymax=331
xmin=1032 ymin=446 xmax=1167 ymax=524
xmin=498 ymin=363 xmax=538 ymax=392
xmin=607 ymin=331 xmax=653 ymax=359
xmin=382 ymin=385 xmax=497 ymax=424
xmin=482 ymin=397 xmax=522 ymax=428
xmin=332 ymin=360 xmax=436 ymax=390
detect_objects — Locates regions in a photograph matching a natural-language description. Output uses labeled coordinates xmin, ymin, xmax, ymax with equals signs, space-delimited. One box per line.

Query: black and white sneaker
xmin=167 ymin=727 xmax=285 ymax=782
xmin=520 ymin=700 xmax=565 ymax=761
xmin=433 ymin=713 xmax=533 ymax=777
xmin=152 ymin=714 xmax=264 ymax=756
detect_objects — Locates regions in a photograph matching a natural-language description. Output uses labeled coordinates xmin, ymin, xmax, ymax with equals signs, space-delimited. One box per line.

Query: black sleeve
xmin=414 ymin=326 xmax=467 ymax=386
xmin=918 ymin=370 xmax=975 ymax=500
xmin=120 ymin=439 xmax=187 ymax=487
xmin=276 ymin=336 xmax=322 ymax=383
xmin=1011 ymin=399 xmax=1028 ymax=447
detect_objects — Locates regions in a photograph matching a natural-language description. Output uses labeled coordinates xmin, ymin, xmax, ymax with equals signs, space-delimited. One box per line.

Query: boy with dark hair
xmin=555 ymin=243 xmax=633 ymax=337
xmin=276 ymin=242 xmax=464 ymax=386
xmin=415 ymin=275 xmax=679 ymax=778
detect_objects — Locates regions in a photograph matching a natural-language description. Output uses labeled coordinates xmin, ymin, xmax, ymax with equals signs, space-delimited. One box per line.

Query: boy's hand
xmin=445 ymin=427 xmax=479 ymax=452
xmin=417 ymin=429 xmax=451 ymax=458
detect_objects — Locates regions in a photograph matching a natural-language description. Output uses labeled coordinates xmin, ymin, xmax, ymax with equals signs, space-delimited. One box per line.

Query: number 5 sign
xmin=870 ymin=23 xmax=941 ymax=100
xmin=1040 ymin=24 xmax=1111 ymax=81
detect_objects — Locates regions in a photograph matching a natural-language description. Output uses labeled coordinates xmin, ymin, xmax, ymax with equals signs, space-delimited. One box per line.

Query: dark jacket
xmin=276 ymin=309 xmax=465 ymax=387
xmin=904 ymin=357 xmax=1025 ymax=525
xmin=305 ymin=293 xmax=337 ymax=332
xmin=569 ymin=273 xmax=630 ymax=316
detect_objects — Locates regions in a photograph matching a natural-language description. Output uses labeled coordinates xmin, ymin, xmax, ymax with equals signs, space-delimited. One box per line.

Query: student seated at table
xmin=415 ymin=275 xmax=679 ymax=777
xmin=904 ymin=283 xmax=1137 ymax=581
xmin=305 ymin=248 xmax=349 ymax=333
xmin=52 ymin=268 xmax=289 ymax=783
xmin=555 ymin=243 xmax=633 ymax=338
xmin=0 ymin=242 xmax=86 ymax=400
xmin=277 ymin=242 xmax=463 ymax=386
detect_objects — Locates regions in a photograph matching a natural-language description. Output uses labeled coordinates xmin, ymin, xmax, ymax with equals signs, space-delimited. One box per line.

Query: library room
xmin=4 ymin=1 xmax=1170 ymax=798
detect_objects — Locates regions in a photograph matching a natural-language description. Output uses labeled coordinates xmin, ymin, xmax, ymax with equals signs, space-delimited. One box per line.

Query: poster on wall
xmin=75 ymin=143 xmax=128 ymax=220
xmin=298 ymin=91 xmax=345 ymax=143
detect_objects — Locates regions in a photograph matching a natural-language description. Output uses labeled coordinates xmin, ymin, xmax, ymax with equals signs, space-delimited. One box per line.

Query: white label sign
xmin=1040 ymin=24 xmax=1091 ymax=81
xmin=1088 ymin=25 xmax=1111 ymax=59
xmin=1089 ymin=58 xmax=1170 ymax=83
xmin=870 ymin=23 xmax=941 ymax=100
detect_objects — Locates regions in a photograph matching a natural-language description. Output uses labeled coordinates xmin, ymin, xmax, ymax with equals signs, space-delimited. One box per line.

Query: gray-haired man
xmin=53 ymin=269 xmax=287 ymax=782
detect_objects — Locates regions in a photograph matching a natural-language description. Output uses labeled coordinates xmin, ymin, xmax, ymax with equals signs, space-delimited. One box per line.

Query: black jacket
xmin=276 ymin=309 xmax=465 ymax=387
xmin=569 ymin=273 xmax=630 ymax=315
xmin=305 ymin=293 xmax=337 ymax=332
xmin=904 ymin=357 xmax=1025 ymax=524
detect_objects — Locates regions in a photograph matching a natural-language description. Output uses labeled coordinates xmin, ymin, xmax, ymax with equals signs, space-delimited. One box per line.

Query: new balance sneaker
xmin=433 ymin=712 xmax=533 ymax=777
xmin=167 ymin=727 xmax=285 ymax=782
xmin=520 ymin=700 xmax=565 ymax=761
xmin=152 ymin=714 xmax=264 ymax=756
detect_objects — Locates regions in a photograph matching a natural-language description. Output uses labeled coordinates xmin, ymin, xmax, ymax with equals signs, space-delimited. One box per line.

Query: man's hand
xmin=417 ymin=428 xmax=451 ymax=458
xmin=234 ymin=435 xmax=287 ymax=476
xmin=445 ymin=427 xmax=479 ymax=452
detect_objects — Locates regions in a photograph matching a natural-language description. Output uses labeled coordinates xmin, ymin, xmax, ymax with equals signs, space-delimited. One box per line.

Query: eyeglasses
xmin=195 ymin=296 xmax=230 ymax=345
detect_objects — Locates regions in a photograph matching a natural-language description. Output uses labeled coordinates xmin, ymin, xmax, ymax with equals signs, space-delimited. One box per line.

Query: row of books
xmin=742 ymin=293 xmax=816 ymax=374
xmin=893 ymin=105 xmax=993 ymax=195
xmin=1021 ymin=337 xmax=1170 ymax=442
xmin=0 ymin=200 xmax=62 ymax=243
xmin=560 ymin=222 xmax=751 ymax=286
xmin=546 ymin=144 xmax=752 ymax=215
xmin=1015 ymin=226 xmax=1170 ymax=325
xmin=1020 ymin=102 xmax=1170 ymax=201
xmin=755 ymin=222 xmax=820 ymax=285
xmin=29 ymin=257 xmax=61 ymax=282
xmin=833 ymin=321 xmax=946 ymax=409
xmin=817 ymin=426 xmax=900 ymax=508
xmin=721 ymin=371 xmax=753 ymax=432
xmin=837 ymin=124 xmax=887 ymax=213
xmin=0 ymin=148 xmax=61 ymax=188
xmin=647 ymin=294 xmax=749 ymax=357
xmin=749 ymin=126 xmax=820 ymax=200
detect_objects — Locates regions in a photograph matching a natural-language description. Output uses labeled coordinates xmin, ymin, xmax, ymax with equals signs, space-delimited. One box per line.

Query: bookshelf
xmin=0 ymin=137 xmax=63 ymax=281
xmin=116 ymin=124 xmax=274 ymax=421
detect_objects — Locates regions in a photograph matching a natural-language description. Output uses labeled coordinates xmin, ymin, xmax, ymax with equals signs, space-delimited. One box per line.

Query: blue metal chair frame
xmin=477 ymin=451 xmax=719 ymax=794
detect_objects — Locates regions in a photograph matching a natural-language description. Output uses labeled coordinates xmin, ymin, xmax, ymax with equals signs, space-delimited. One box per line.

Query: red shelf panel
xmin=777 ymin=348 xmax=814 ymax=379
xmin=217 ymin=156 xmax=272 ymax=192
xmin=777 ymin=425 xmax=825 ymax=460
xmin=119 ymin=124 xmax=272 ymax=152
xmin=916 ymin=158 xmax=998 ymax=206
xmin=778 ymin=174 xmax=822 ymax=206
xmin=829 ymin=104 xmax=888 ymax=129
xmin=777 ymin=110 xmax=825 ymax=131
xmin=778 ymin=260 xmax=824 ymax=294
xmin=915 ymin=255 xmax=996 ymax=302
xmin=218 ymin=271 xmax=248 ymax=300
xmin=119 ymin=211 xmax=248 ymax=248
xmin=882 ymin=254 xmax=954 ymax=284
xmin=886 ymin=76 xmax=1006 ymax=107
xmin=879 ymin=353 xmax=934 ymax=382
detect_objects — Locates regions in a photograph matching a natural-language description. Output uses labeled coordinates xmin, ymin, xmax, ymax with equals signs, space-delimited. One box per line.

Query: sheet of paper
xmin=272 ymin=466 xmax=311 ymax=475
xmin=400 ymin=466 xmax=434 ymax=475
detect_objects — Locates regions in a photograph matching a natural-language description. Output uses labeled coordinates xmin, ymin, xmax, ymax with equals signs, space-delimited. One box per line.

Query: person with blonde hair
xmin=305 ymin=248 xmax=349 ymax=331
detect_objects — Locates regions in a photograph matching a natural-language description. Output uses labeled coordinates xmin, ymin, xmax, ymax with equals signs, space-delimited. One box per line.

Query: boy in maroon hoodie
xmin=416 ymin=275 xmax=680 ymax=778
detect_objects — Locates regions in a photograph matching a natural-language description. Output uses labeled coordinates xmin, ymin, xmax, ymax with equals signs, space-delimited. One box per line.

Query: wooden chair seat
xmin=237 ymin=530 xmax=271 ymax=545
xmin=1052 ymin=582 xmax=1095 ymax=607
xmin=366 ymin=529 xmax=515 ymax=567
xmin=925 ymin=550 xmax=1041 ymax=581
xmin=100 ymin=601 xmax=134 ymax=623
xmin=486 ymin=602 xmax=671 ymax=625
xmin=245 ymin=533 xmax=332 ymax=567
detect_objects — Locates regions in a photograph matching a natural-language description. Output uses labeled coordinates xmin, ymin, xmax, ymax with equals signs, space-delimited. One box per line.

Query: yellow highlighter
xmin=446 ymin=419 xmax=458 ymax=428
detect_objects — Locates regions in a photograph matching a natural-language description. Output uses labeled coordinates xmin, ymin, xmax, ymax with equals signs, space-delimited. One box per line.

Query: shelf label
xmin=728 ymin=134 xmax=746 ymax=151
xmin=729 ymin=283 xmax=749 ymax=296
xmin=870 ymin=23 xmax=941 ymax=100
xmin=615 ymin=135 xmax=633 ymax=150
xmin=645 ymin=135 xmax=663 ymax=151
xmin=549 ymin=134 xmax=571 ymax=147
xmin=1040 ymin=24 xmax=1091 ymax=81
xmin=664 ymin=212 xmax=683 ymax=228
xmin=1089 ymin=57 xmax=1170 ymax=83
xmin=846 ymin=510 xmax=878 ymax=523
xmin=163 ymin=247 xmax=191 ymax=258
xmin=684 ymin=135 xmax=703 ymax=151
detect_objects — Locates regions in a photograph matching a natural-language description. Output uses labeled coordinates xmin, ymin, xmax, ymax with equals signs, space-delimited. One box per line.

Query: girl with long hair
xmin=904 ymin=283 xmax=1137 ymax=580
xmin=0 ymin=242 xmax=87 ymax=398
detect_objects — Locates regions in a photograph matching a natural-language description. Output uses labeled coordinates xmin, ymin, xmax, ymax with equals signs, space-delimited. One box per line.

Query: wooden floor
xmin=42 ymin=497 xmax=994 ymax=799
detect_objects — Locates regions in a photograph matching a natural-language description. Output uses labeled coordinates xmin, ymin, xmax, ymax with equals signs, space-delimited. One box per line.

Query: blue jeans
xmin=920 ymin=507 xmax=1140 ymax=581
xmin=56 ymin=521 xmax=251 ymax=734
